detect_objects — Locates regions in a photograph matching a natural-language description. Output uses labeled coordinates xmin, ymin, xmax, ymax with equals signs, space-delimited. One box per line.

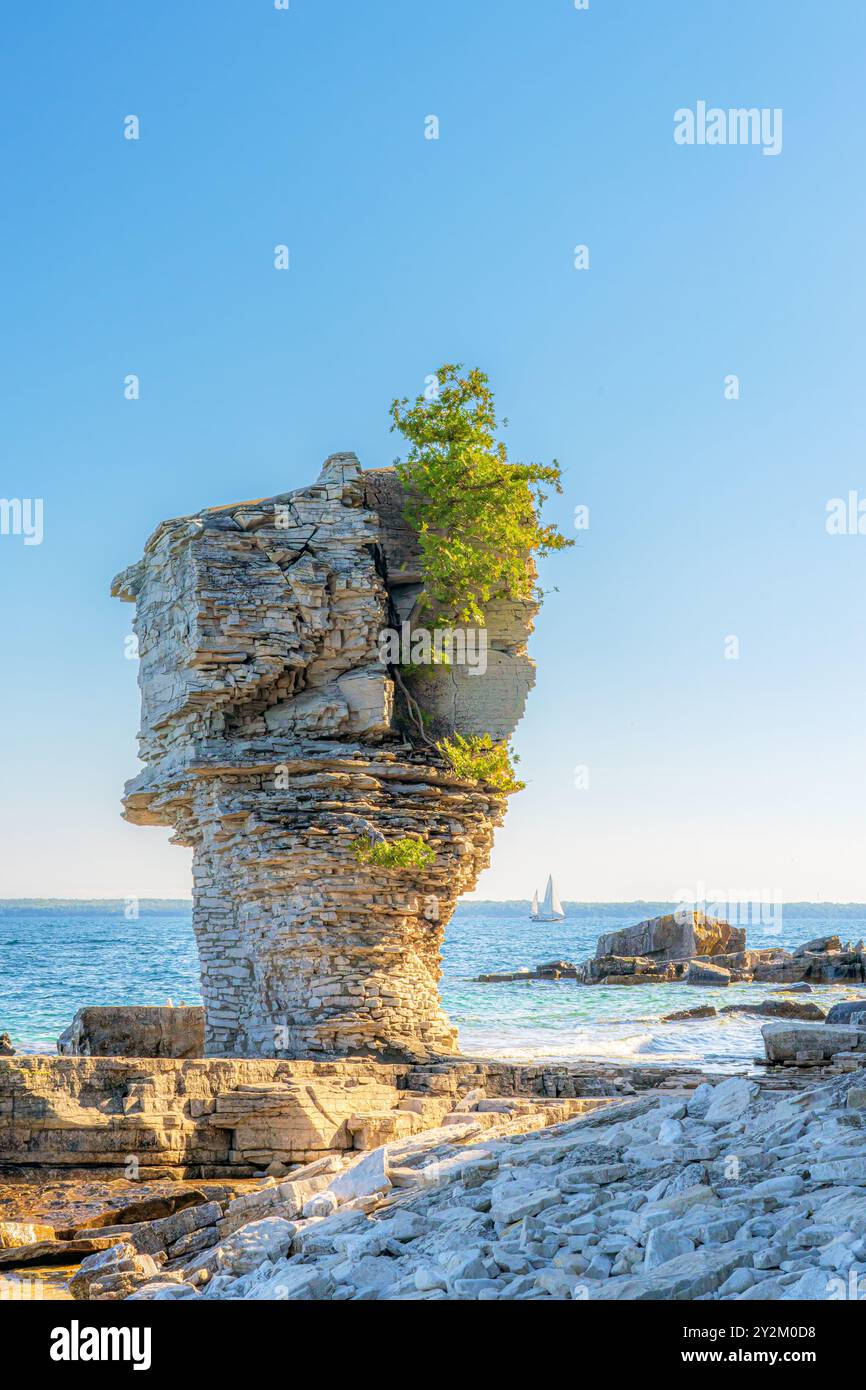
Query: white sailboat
xmin=530 ymin=875 xmax=565 ymax=922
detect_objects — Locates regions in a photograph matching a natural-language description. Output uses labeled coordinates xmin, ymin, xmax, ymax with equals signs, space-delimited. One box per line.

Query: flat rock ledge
xmin=61 ymin=1067 xmax=866 ymax=1302
xmin=0 ymin=1054 xmax=715 ymax=1183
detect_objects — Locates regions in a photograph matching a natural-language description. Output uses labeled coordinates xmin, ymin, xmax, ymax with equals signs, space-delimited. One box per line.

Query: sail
xmin=549 ymin=877 xmax=564 ymax=918
xmin=530 ymin=889 xmax=539 ymax=918
xmin=541 ymin=875 xmax=565 ymax=919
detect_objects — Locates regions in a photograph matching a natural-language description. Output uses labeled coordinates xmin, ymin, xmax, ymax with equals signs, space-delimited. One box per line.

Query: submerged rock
xmin=720 ymin=999 xmax=826 ymax=1022
xmin=476 ymin=962 xmax=581 ymax=983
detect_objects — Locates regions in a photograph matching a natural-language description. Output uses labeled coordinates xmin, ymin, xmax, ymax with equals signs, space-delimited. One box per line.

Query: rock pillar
xmin=114 ymin=454 xmax=535 ymax=1059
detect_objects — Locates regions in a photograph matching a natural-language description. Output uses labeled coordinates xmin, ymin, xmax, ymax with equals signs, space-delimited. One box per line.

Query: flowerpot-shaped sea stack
xmin=114 ymin=455 xmax=536 ymax=1060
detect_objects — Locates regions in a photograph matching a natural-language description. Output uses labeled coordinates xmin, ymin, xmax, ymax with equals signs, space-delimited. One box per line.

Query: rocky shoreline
xmin=476 ymin=914 xmax=866 ymax=988
xmin=68 ymin=1061 xmax=866 ymax=1303
xmin=3 ymin=909 xmax=865 ymax=1301
xmin=3 ymin=1009 xmax=865 ymax=1302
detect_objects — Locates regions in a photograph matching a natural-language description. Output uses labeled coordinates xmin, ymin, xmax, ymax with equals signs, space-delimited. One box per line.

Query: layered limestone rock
xmin=113 ymin=454 xmax=535 ymax=1061
xmin=0 ymin=1055 xmax=711 ymax=1182
xmin=594 ymin=911 xmax=746 ymax=964
xmin=0 ymin=1056 xmax=410 ymax=1175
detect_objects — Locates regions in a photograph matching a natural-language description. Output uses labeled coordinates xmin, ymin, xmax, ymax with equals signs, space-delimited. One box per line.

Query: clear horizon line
xmin=3 ymin=896 xmax=866 ymax=908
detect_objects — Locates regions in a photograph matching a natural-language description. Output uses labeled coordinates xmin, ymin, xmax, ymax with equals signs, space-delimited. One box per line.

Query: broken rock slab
xmin=587 ymin=955 xmax=685 ymax=985
xmin=0 ymin=1220 xmax=55 ymax=1248
xmin=69 ymin=1242 xmax=161 ymax=1301
xmin=702 ymin=1076 xmax=757 ymax=1125
xmin=327 ymin=1146 xmax=392 ymax=1203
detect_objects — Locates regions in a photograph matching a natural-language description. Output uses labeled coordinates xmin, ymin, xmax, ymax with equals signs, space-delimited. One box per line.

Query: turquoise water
xmin=2 ymin=902 xmax=865 ymax=1067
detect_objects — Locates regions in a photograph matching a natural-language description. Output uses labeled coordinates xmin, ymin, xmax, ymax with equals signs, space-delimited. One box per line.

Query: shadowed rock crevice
xmin=113 ymin=455 xmax=536 ymax=1061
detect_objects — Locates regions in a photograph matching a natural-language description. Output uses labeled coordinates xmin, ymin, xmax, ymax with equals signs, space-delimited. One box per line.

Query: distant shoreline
xmin=0 ymin=899 xmax=194 ymax=913
xmin=3 ymin=898 xmax=866 ymax=915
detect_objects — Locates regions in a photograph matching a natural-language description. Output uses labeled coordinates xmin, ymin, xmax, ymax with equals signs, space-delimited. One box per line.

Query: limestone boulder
xmin=327 ymin=1145 xmax=391 ymax=1203
xmin=594 ymin=912 xmax=745 ymax=964
xmin=762 ymin=1022 xmax=866 ymax=1064
xmin=794 ymin=935 xmax=843 ymax=956
xmin=686 ymin=960 xmax=731 ymax=987
xmin=199 ymin=1216 xmax=297 ymax=1277
xmin=753 ymin=948 xmax=866 ymax=985
xmin=826 ymin=1000 xmax=866 ymax=1027
xmin=703 ymin=1076 xmax=757 ymax=1125
xmin=69 ymin=1241 xmax=160 ymax=1300
xmin=57 ymin=1006 xmax=204 ymax=1059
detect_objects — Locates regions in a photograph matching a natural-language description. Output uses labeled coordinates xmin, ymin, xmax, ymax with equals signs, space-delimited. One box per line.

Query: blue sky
xmin=1 ymin=1 xmax=864 ymax=901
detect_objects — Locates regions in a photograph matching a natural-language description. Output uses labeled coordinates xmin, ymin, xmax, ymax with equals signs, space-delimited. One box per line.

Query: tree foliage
xmin=390 ymin=364 xmax=573 ymax=626
xmin=350 ymin=835 xmax=437 ymax=869
xmin=436 ymin=733 xmax=525 ymax=795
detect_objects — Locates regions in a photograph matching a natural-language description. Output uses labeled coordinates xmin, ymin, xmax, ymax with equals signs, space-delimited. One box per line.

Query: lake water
xmin=2 ymin=901 xmax=865 ymax=1069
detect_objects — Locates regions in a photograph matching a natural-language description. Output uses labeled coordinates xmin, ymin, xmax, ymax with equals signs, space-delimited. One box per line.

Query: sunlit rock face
xmin=114 ymin=455 xmax=536 ymax=1060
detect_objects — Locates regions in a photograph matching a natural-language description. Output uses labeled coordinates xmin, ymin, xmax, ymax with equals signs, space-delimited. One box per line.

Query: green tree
xmin=436 ymin=733 xmax=524 ymax=795
xmin=390 ymin=364 xmax=572 ymax=627
xmin=350 ymin=835 xmax=436 ymax=869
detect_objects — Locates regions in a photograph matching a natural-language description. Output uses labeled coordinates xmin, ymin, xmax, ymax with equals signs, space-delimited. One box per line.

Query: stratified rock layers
xmin=114 ymin=455 xmax=535 ymax=1060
